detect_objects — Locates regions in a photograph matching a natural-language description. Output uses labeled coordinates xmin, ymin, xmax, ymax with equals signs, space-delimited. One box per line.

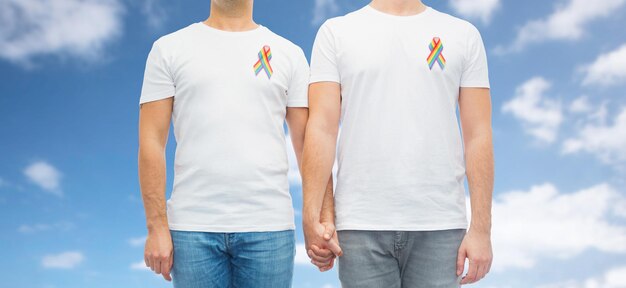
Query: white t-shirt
xmin=310 ymin=5 xmax=490 ymax=231
xmin=140 ymin=22 xmax=309 ymax=232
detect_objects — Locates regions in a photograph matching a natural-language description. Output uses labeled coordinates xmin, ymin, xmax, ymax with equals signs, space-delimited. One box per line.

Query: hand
xmin=303 ymin=220 xmax=342 ymax=271
xmin=310 ymin=221 xmax=341 ymax=271
xmin=457 ymin=229 xmax=493 ymax=285
xmin=144 ymin=228 xmax=174 ymax=281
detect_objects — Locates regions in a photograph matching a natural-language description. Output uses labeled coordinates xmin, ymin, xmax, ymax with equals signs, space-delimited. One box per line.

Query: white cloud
xmin=18 ymin=221 xmax=74 ymax=233
xmin=502 ymin=77 xmax=563 ymax=144
xmin=569 ymin=96 xmax=592 ymax=114
xmin=582 ymin=44 xmax=626 ymax=87
xmin=577 ymin=100 xmax=609 ymax=125
xmin=449 ymin=0 xmax=500 ymax=24
xmin=562 ymin=107 xmax=626 ymax=165
xmin=130 ymin=260 xmax=149 ymax=270
xmin=0 ymin=177 xmax=6 ymax=187
xmin=484 ymin=183 xmax=626 ymax=271
xmin=0 ymin=0 xmax=124 ymax=66
xmin=139 ymin=0 xmax=166 ymax=29
xmin=23 ymin=161 xmax=63 ymax=196
xmin=311 ymin=0 xmax=339 ymax=26
xmin=295 ymin=243 xmax=311 ymax=266
xmin=42 ymin=251 xmax=84 ymax=269
xmin=537 ymin=265 xmax=626 ymax=288
xmin=128 ymin=236 xmax=147 ymax=247
xmin=496 ymin=0 xmax=626 ymax=53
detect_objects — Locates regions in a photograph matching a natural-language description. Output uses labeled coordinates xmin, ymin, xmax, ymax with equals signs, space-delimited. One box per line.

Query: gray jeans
xmin=337 ymin=229 xmax=466 ymax=288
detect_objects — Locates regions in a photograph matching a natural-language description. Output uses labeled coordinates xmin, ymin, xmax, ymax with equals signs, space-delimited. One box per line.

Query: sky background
xmin=1 ymin=0 xmax=626 ymax=287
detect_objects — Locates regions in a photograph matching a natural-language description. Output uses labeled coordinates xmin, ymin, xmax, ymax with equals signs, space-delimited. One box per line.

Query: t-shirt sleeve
xmin=139 ymin=40 xmax=176 ymax=104
xmin=309 ymin=21 xmax=340 ymax=84
xmin=460 ymin=24 xmax=490 ymax=88
xmin=286 ymin=47 xmax=310 ymax=107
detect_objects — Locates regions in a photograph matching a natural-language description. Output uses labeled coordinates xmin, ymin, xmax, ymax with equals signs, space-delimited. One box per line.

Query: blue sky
xmin=1 ymin=0 xmax=626 ymax=287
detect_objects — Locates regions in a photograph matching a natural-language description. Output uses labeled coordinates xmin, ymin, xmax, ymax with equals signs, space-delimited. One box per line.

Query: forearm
xmin=465 ymin=133 xmax=494 ymax=234
xmin=302 ymin=125 xmax=337 ymax=224
xmin=138 ymin=143 xmax=168 ymax=233
xmin=319 ymin=176 xmax=335 ymax=223
xmin=286 ymin=107 xmax=309 ymax=169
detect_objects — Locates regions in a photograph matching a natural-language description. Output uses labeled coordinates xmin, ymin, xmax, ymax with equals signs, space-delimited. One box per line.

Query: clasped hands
xmin=303 ymin=220 xmax=343 ymax=271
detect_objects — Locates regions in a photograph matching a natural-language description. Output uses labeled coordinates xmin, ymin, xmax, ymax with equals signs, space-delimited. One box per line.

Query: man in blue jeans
xmin=303 ymin=0 xmax=494 ymax=287
xmin=137 ymin=0 xmax=337 ymax=286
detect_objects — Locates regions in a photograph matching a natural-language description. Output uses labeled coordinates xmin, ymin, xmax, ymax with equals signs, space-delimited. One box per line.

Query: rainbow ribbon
xmin=427 ymin=37 xmax=446 ymax=70
xmin=253 ymin=45 xmax=273 ymax=78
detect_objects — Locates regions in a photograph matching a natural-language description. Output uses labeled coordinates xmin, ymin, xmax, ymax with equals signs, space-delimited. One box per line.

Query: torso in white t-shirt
xmin=140 ymin=23 xmax=309 ymax=232
xmin=310 ymin=5 xmax=490 ymax=231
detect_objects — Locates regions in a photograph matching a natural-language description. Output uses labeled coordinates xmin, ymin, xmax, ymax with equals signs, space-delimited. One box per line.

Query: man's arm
xmin=302 ymin=81 xmax=343 ymax=268
xmin=312 ymin=176 xmax=337 ymax=271
xmin=319 ymin=176 xmax=335 ymax=227
xmin=456 ymin=87 xmax=494 ymax=285
xmin=138 ymin=97 xmax=174 ymax=281
xmin=285 ymin=107 xmax=309 ymax=169
xmin=287 ymin=105 xmax=336 ymax=271
xmin=302 ymin=82 xmax=340 ymax=224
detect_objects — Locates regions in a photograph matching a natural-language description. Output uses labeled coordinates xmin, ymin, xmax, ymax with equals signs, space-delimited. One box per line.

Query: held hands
xmin=303 ymin=220 xmax=343 ymax=271
xmin=144 ymin=228 xmax=174 ymax=281
xmin=456 ymin=229 xmax=493 ymax=285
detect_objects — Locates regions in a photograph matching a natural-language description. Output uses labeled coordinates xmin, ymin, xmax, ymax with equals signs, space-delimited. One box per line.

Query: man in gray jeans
xmin=302 ymin=0 xmax=494 ymax=286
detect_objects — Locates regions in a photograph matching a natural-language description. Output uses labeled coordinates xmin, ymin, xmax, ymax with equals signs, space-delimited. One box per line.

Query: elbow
xmin=463 ymin=130 xmax=492 ymax=149
xmin=138 ymin=140 xmax=166 ymax=160
xmin=306 ymin=117 xmax=339 ymax=140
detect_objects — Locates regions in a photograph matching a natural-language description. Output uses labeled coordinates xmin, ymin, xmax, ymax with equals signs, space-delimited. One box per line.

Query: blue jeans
xmin=337 ymin=229 xmax=466 ymax=288
xmin=170 ymin=229 xmax=295 ymax=288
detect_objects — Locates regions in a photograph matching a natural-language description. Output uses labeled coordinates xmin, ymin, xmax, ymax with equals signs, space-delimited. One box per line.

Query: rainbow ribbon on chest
xmin=427 ymin=37 xmax=446 ymax=70
xmin=253 ymin=45 xmax=273 ymax=79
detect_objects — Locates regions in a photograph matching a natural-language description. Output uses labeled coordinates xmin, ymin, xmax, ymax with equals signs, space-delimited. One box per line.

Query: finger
xmin=456 ymin=248 xmax=466 ymax=276
xmin=460 ymin=260 xmax=478 ymax=284
xmin=161 ymin=267 xmax=172 ymax=281
xmin=153 ymin=257 xmax=162 ymax=274
xmin=161 ymin=255 xmax=172 ymax=281
xmin=312 ymin=259 xmax=332 ymax=267
xmin=169 ymin=251 xmax=175 ymax=279
xmin=147 ymin=255 xmax=155 ymax=271
xmin=323 ymin=224 xmax=335 ymax=241
xmin=320 ymin=258 xmax=335 ymax=272
xmin=311 ymin=245 xmax=334 ymax=258
xmin=308 ymin=249 xmax=333 ymax=262
xmin=480 ymin=258 xmax=492 ymax=281
xmin=327 ymin=239 xmax=343 ymax=257
xmin=475 ymin=263 xmax=486 ymax=282
xmin=311 ymin=259 xmax=331 ymax=268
